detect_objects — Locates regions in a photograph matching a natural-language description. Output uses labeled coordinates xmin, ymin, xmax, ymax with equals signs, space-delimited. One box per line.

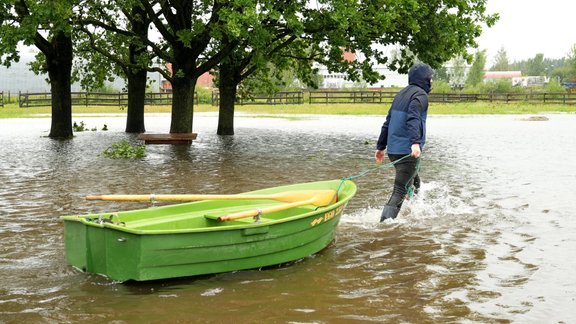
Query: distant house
xmin=512 ymin=76 xmax=549 ymax=87
xmin=443 ymin=60 xmax=471 ymax=89
xmin=159 ymin=63 xmax=214 ymax=92
xmin=315 ymin=51 xmax=407 ymax=88
xmin=483 ymin=71 xmax=548 ymax=87
xmin=483 ymin=71 xmax=522 ymax=82
xmin=315 ymin=52 xmax=358 ymax=89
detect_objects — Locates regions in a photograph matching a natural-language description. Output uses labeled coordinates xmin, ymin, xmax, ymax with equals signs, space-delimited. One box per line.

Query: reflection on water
xmin=0 ymin=113 xmax=575 ymax=322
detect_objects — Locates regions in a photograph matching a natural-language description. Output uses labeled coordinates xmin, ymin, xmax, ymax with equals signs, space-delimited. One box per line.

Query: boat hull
xmin=61 ymin=179 xmax=356 ymax=281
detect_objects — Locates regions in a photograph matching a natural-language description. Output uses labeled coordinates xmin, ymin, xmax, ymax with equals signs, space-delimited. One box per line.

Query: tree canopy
xmin=1 ymin=0 xmax=500 ymax=136
xmin=0 ymin=0 xmax=77 ymax=138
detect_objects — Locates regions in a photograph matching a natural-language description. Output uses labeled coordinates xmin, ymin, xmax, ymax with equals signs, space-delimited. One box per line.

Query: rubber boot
xmin=380 ymin=205 xmax=400 ymax=221
xmin=413 ymin=174 xmax=421 ymax=196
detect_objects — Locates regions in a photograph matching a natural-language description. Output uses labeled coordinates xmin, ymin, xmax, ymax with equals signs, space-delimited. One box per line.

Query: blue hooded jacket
xmin=376 ymin=63 xmax=433 ymax=155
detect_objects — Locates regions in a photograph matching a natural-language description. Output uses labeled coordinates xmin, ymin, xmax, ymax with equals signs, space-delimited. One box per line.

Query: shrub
xmin=195 ymin=87 xmax=213 ymax=104
xmin=102 ymin=140 xmax=146 ymax=159
xmin=545 ymin=79 xmax=566 ymax=93
xmin=430 ymin=80 xmax=452 ymax=93
xmin=479 ymin=79 xmax=515 ymax=94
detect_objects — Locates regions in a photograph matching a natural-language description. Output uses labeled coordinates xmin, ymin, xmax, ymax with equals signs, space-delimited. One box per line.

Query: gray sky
xmin=476 ymin=0 xmax=575 ymax=64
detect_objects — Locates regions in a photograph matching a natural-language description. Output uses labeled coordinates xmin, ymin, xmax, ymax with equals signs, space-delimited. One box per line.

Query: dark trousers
xmin=386 ymin=154 xmax=420 ymax=208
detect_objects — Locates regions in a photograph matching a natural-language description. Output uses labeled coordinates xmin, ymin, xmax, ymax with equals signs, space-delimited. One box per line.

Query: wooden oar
xmin=215 ymin=190 xmax=342 ymax=221
xmin=85 ymin=189 xmax=337 ymax=205
xmin=216 ymin=198 xmax=318 ymax=222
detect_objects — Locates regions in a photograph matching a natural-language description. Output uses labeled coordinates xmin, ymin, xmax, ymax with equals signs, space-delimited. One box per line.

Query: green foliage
xmin=73 ymin=121 xmax=88 ymax=132
xmin=195 ymin=87 xmax=213 ymax=105
xmin=0 ymin=0 xmax=75 ymax=68
xmin=430 ymin=81 xmax=452 ymax=93
xmin=434 ymin=66 xmax=450 ymax=83
xmin=526 ymin=54 xmax=545 ymax=76
xmin=102 ymin=140 xmax=146 ymax=159
xmin=466 ymin=50 xmax=487 ymax=87
xmin=93 ymin=83 xmax=119 ymax=93
xmin=217 ymin=0 xmax=498 ymax=103
xmin=73 ymin=121 xmax=109 ymax=132
xmin=478 ymin=79 xmax=517 ymax=94
xmin=558 ymin=44 xmax=576 ymax=81
xmin=490 ymin=47 xmax=510 ymax=71
xmin=545 ymin=79 xmax=566 ymax=92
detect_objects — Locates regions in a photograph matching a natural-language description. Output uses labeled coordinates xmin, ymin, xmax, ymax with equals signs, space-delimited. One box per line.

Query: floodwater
xmin=1 ymin=112 xmax=575 ymax=323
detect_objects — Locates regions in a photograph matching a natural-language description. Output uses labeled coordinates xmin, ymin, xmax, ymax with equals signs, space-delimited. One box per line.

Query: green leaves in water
xmin=74 ymin=121 xmax=108 ymax=132
xmin=102 ymin=140 xmax=146 ymax=159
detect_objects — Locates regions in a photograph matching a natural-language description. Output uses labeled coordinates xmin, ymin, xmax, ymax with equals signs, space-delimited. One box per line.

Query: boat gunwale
xmin=61 ymin=180 xmax=356 ymax=235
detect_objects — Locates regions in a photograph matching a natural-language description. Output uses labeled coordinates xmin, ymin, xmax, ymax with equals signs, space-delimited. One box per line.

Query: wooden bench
xmin=137 ymin=133 xmax=197 ymax=145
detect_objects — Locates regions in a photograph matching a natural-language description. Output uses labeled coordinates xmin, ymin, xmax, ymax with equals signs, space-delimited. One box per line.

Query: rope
xmin=341 ymin=154 xmax=411 ymax=182
xmin=337 ymin=153 xmax=421 ymax=200
xmin=406 ymin=157 xmax=422 ymax=199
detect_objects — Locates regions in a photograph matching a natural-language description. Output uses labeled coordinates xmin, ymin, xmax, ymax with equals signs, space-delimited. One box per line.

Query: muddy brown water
xmin=1 ymin=113 xmax=575 ymax=323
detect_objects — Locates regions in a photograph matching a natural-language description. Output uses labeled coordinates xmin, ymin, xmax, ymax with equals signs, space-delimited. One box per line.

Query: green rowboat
xmin=60 ymin=179 xmax=357 ymax=282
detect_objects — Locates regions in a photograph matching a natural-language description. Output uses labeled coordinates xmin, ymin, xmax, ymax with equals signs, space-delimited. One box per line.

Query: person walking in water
xmin=374 ymin=63 xmax=433 ymax=221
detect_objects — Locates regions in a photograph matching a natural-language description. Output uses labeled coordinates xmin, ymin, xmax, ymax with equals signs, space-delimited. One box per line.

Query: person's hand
xmin=411 ymin=144 xmax=421 ymax=158
xmin=374 ymin=149 xmax=385 ymax=163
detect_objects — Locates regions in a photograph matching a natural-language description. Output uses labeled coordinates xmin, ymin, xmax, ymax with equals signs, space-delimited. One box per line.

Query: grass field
xmin=1 ymin=101 xmax=575 ymax=119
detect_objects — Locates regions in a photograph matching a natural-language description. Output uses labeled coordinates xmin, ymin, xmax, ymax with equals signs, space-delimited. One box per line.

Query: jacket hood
xmin=408 ymin=63 xmax=434 ymax=93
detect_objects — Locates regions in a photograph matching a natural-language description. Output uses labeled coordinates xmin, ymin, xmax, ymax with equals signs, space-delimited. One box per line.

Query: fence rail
xmin=13 ymin=90 xmax=576 ymax=108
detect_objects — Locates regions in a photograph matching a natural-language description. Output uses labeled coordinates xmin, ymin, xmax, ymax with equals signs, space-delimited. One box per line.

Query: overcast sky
xmin=476 ymin=0 xmax=575 ymax=65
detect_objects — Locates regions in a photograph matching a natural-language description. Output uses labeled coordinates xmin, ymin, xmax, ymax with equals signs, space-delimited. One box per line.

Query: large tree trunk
xmin=125 ymin=4 xmax=149 ymax=133
xmin=217 ymin=62 xmax=238 ymax=135
xmin=46 ymin=32 xmax=73 ymax=139
xmin=125 ymin=68 xmax=147 ymax=133
xmin=170 ymin=74 xmax=196 ymax=133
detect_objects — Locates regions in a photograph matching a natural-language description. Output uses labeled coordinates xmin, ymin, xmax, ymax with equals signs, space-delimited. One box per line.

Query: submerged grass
xmin=1 ymin=101 xmax=574 ymax=118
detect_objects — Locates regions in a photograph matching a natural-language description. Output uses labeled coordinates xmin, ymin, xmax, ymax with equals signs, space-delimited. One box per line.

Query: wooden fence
xmin=309 ymin=91 xmax=396 ymax=104
xmin=14 ymin=90 xmax=576 ymax=108
xmin=429 ymin=92 xmax=576 ymax=105
xmin=212 ymin=91 xmax=304 ymax=106
xmin=18 ymin=92 xmax=193 ymax=108
xmin=309 ymin=91 xmax=576 ymax=105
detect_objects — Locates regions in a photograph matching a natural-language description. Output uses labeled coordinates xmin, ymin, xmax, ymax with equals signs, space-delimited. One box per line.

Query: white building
xmin=0 ymin=47 xmax=126 ymax=94
xmin=315 ymin=51 xmax=408 ymax=89
xmin=444 ymin=60 xmax=471 ymax=88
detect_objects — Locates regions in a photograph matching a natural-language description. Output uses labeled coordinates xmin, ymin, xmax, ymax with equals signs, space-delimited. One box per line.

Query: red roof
xmin=160 ymin=63 xmax=214 ymax=90
xmin=342 ymin=51 xmax=356 ymax=62
xmin=484 ymin=71 xmax=522 ymax=79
